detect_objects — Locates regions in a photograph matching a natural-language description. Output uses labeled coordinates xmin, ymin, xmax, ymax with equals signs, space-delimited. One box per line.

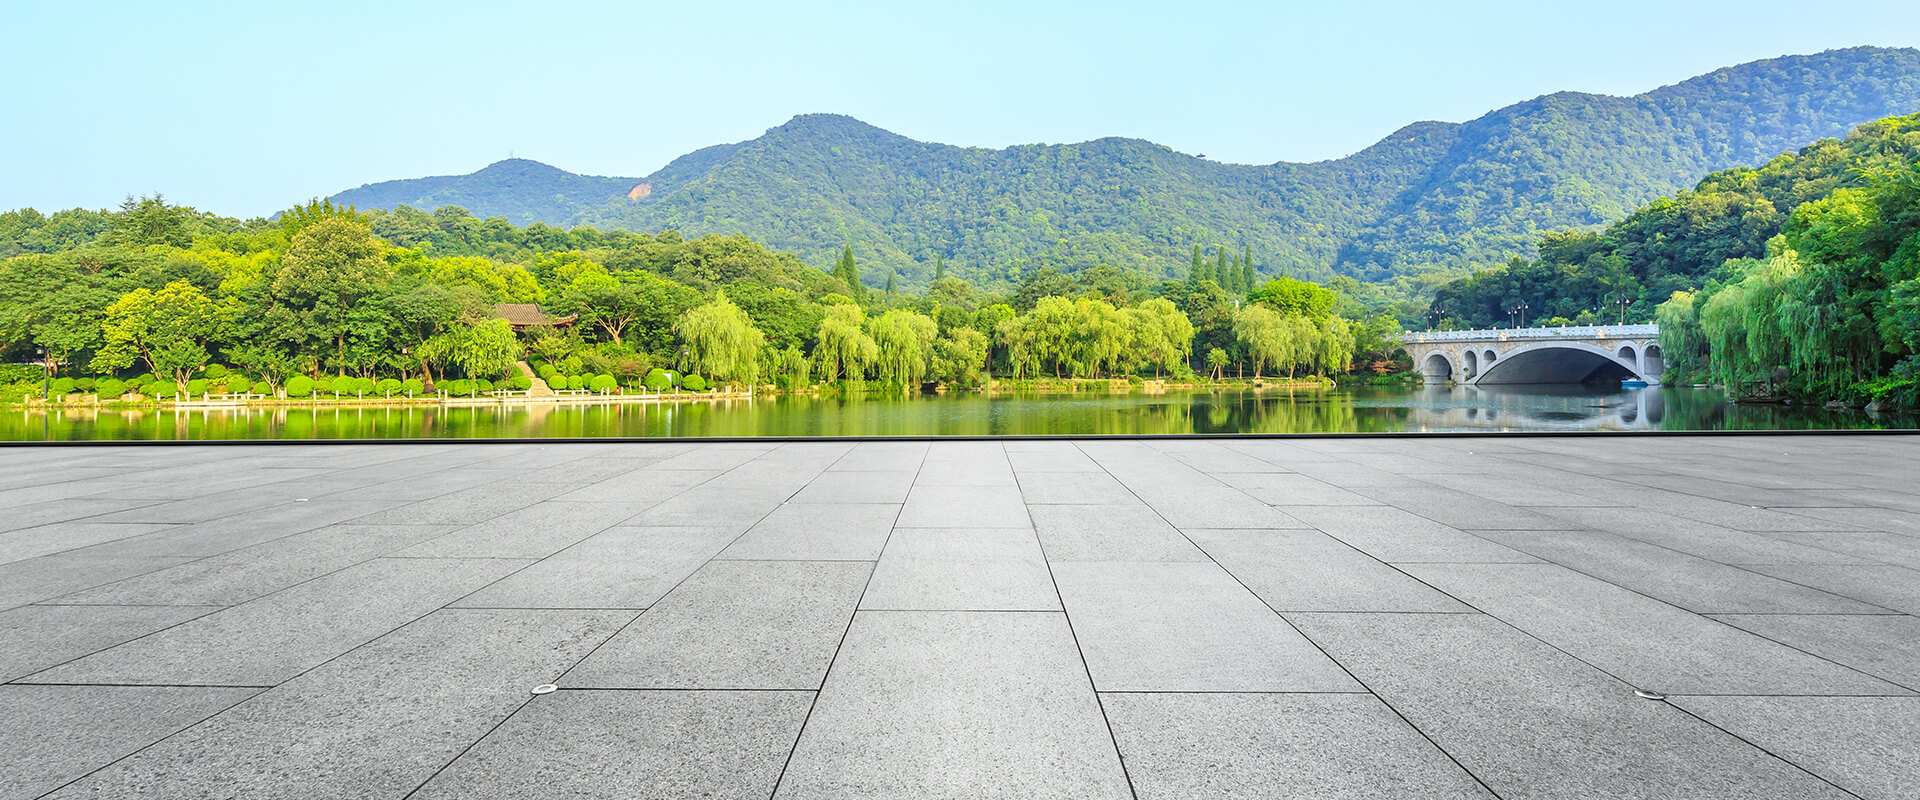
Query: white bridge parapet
xmin=1398 ymin=324 xmax=1664 ymax=386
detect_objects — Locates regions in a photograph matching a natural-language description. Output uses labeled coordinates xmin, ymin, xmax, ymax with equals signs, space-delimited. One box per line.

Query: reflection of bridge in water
xmin=1388 ymin=385 xmax=1668 ymax=432
xmin=1401 ymin=324 xmax=1662 ymax=386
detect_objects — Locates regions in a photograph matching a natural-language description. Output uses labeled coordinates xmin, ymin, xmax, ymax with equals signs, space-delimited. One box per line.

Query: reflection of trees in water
xmin=4 ymin=388 xmax=1913 ymax=440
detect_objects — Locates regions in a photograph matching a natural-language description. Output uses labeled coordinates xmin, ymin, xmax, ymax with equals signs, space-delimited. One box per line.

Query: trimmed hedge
xmin=589 ymin=374 xmax=617 ymax=392
xmin=251 ymin=381 xmax=273 ymax=395
xmin=185 ymin=379 xmax=209 ymax=395
xmin=682 ymin=374 xmax=709 ymax=391
xmin=203 ymin=364 xmax=229 ymax=379
xmin=507 ymin=375 xmax=532 ymax=391
xmin=285 ymin=375 xmax=315 ymax=398
xmin=96 ymin=378 xmax=127 ymax=400
xmin=402 ymin=378 xmax=424 ymax=396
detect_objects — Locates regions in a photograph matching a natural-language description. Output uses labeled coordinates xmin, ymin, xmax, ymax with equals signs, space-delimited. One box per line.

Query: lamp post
xmin=1614 ymin=294 xmax=1630 ymax=325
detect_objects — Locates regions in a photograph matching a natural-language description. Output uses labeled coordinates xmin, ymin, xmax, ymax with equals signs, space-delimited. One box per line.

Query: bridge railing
xmin=1399 ymin=324 xmax=1659 ymax=343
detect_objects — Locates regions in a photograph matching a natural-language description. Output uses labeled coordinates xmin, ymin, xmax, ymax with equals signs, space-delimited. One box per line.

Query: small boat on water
xmin=1620 ymin=380 xmax=1649 ymax=388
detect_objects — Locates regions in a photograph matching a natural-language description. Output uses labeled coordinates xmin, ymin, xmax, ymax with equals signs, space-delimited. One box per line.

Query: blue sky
xmin=5 ymin=0 xmax=1917 ymax=217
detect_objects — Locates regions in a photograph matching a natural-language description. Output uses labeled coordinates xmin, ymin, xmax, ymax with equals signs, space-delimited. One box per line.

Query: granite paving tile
xmin=392 ymin=501 xmax=652 ymax=558
xmin=61 ymin=498 xmax=408 ymax=559
xmin=55 ymin=524 xmax=461 ymax=606
xmin=1291 ymin=612 xmax=1856 ymax=799
xmin=897 ymin=484 xmax=1031 ymax=528
xmin=1186 ymin=528 xmax=1471 ymax=612
xmin=349 ymin=480 xmax=577 ymax=525
xmin=0 ymin=685 xmax=258 ymax=800
xmin=788 ymin=469 xmax=917 ymax=503
xmin=1406 ymin=563 xmax=1903 ymax=695
xmin=0 ymin=604 xmax=220 ymax=682
xmin=1014 ymin=470 xmax=1142 ymax=504
xmin=1280 ymin=505 xmax=1537 ymax=563
xmin=565 ymin=560 xmax=870 ymax=689
xmin=1534 ymin=505 xmax=1881 ymax=565
xmin=718 ymin=503 xmax=901 ymax=560
xmin=410 ymin=690 xmax=812 ymax=800
xmin=0 ymin=554 xmax=193 ymax=611
xmin=1760 ymin=530 xmax=1920 ymax=570
xmin=861 ymin=527 xmax=1059 ymax=611
xmin=28 ymin=557 xmax=527 ymax=686
xmin=1741 ymin=564 xmax=1920 ymax=614
xmin=1470 ymin=529 xmax=1894 ymax=613
xmin=454 ymin=526 xmax=738 ymax=609
xmin=1671 ymin=696 xmax=1920 ymax=800
xmin=1052 ymin=561 xmax=1360 ymax=692
xmin=773 ymin=610 xmax=1129 ymax=800
xmin=1210 ymin=472 xmax=1379 ymax=505
xmin=1709 ymin=614 xmax=1920 ymax=690
xmin=549 ymin=467 xmax=722 ymax=503
xmin=43 ymin=609 xmax=630 ymax=800
xmin=0 ymin=522 xmax=178 ymax=564
xmin=1102 ymin=693 xmax=1492 ymax=800
xmin=1029 ymin=504 xmax=1207 ymax=561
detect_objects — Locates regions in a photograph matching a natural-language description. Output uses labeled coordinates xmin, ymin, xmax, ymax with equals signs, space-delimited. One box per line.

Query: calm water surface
xmin=3 ymin=386 xmax=1911 ymax=441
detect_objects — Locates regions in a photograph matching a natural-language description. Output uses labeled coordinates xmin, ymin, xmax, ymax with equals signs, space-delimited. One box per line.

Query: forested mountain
xmin=330 ymin=47 xmax=1920 ymax=294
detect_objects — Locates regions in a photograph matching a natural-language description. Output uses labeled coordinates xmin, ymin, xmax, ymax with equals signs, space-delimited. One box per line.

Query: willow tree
xmin=869 ymin=309 xmax=937 ymax=386
xmin=1125 ymin=298 xmax=1194 ymax=378
xmin=1232 ymin=305 xmax=1289 ymax=378
xmin=813 ymin=303 xmax=877 ymax=382
xmin=417 ymin=318 xmax=522 ymax=381
xmin=674 ymin=290 xmax=766 ymax=384
xmin=1655 ymin=290 xmax=1706 ymax=381
xmin=1698 ymin=253 xmax=1798 ymax=389
xmin=1074 ymin=297 xmax=1130 ymax=378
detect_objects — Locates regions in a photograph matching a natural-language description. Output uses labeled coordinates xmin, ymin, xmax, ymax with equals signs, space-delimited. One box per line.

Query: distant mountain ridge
xmin=330 ymin=47 xmax=1920 ymax=291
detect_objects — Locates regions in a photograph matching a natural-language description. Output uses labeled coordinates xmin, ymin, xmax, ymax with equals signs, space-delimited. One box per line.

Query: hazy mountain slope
xmin=330 ymin=47 xmax=1920 ymax=291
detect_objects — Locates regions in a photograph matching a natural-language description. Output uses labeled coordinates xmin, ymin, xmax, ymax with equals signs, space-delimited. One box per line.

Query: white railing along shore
xmin=1400 ymin=324 xmax=1659 ymax=343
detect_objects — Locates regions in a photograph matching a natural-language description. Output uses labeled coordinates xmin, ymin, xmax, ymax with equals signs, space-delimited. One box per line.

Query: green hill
xmin=329 ymin=47 xmax=1920 ymax=294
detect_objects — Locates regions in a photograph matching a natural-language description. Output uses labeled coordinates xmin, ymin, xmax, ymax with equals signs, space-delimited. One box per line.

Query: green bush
xmin=75 ymin=377 xmax=96 ymax=391
xmin=285 ymin=375 xmax=315 ymax=398
xmin=508 ymin=375 xmax=532 ymax=391
xmin=50 ymin=377 xmax=77 ymax=395
xmin=375 ymin=378 xmax=402 ymax=395
xmin=401 ymin=378 xmax=424 ymax=396
xmin=475 ymin=378 xmax=495 ymax=393
xmin=95 ymin=378 xmax=127 ymax=399
xmin=537 ymin=364 xmax=558 ymax=381
xmin=313 ymin=377 xmax=335 ymax=395
xmin=589 ymin=374 xmax=617 ymax=392
xmin=251 ymin=381 xmax=272 ymax=395
xmin=683 ymin=374 xmax=709 ymax=391
xmin=184 ymin=379 xmax=209 ymax=395
xmin=643 ymin=368 xmax=673 ymax=391
xmin=0 ymin=364 xmax=38 ymax=383
xmin=446 ymin=379 xmax=474 ymax=396
xmin=203 ymin=364 xmax=229 ymax=379
xmin=561 ymin=356 xmax=583 ymax=374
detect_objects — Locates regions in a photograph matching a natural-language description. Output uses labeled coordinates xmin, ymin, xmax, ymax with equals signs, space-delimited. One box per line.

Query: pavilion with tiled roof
xmin=494 ymin=303 xmax=576 ymax=330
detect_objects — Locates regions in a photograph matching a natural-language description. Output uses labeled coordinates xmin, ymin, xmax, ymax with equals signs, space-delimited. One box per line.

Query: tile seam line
xmin=1074 ymin=440 xmax=1507 ymax=799
xmin=763 ymin=441 xmax=928 ymax=800
xmin=1041 ymin=442 xmax=1142 ymax=800
xmin=25 ymin=681 xmax=264 ymax=798
xmin=406 ymin=447 xmax=836 ymax=799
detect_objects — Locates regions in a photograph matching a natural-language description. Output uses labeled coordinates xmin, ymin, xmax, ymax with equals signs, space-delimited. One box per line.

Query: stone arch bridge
xmin=1400 ymin=324 xmax=1663 ymax=386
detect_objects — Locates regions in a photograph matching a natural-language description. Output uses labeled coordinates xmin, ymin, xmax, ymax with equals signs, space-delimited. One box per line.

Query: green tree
xmin=813 ymin=303 xmax=878 ymax=382
xmin=417 ymin=318 xmax=522 ymax=380
xmin=832 ymin=245 xmax=868 ymax=304
xmin=674 ymin=290 xmax=767 ymax=384
xmin=262 ymin=217 xmax=394 ymax=370
xmin=869 ymin=309 xmax=937 ymax=386
xmin=92 ymin=281 xmax=229 ymax=389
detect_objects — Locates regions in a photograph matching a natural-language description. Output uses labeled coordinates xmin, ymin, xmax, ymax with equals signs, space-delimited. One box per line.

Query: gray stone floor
xmin=2 ymin=435 xmax=1917 ymax=799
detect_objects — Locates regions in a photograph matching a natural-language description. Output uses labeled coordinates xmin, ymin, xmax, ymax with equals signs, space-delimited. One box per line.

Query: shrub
xmin=203 ymin=364 xmax=229 ymax=379
xmin=348 ymin=377 xmax=374 ymax=395
xmin=446 ymin=379 xmax=474 ymax=396
xmin=475 ymin=378 xmax=495 ymax=393
xmin=184 ymin=379 xmax=209 ymax=395
xmin=508 ymin=375 xmax=532 ymax=391
xmin=50 ymin=377 xmax=77 ymax=395
xmin=251 ymin=381 xmax=272 ymax=395
xmin=537 ymin=364 xmax=558 ymax=381
xmin=0 ymin=364 xmax=38 ymax=383
xmin=589 ymin=374 xmax=617 ymax=392
xmin=401 ymin=378 xmax=424 ymax=396
xmin=285 ymin=375 xmax=315 ymax=398
xmin=375 ymin=378 xmax=402 ymax=395
xmin=313 ymin=377 xmax=335 ymax=395
xmin=683 ymin=374 xmax=709 ymax=391
xmin=561 ymin=356 xmax=583 ymax=374
xmin=95 ymin=378 xmax=127 ymax=400
xmin=643 ymin=368 xmax=673 ymax=391
xmin=75 ymin=377 xmax=97 ymax=391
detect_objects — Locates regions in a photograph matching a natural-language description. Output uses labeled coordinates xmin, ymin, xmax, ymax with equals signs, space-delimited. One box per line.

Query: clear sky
xmin=5 ymin=0 xmax=1917 ymax=217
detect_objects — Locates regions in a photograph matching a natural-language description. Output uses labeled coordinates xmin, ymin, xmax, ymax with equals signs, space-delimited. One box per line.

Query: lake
xmin=2 ymin=385 xmax=1910 ymax=441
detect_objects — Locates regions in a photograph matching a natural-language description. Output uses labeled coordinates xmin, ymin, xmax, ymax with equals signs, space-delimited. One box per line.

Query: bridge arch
xmin=1616 ymin=344 xmax=1636 ymax=362
xmin=1421 ymin=353 xmax=1454 ymax=382
xmin=1463 ymin=349 xmax=1479 ymax=379
xmin=1470 ymin=341 xmax=1653 ymax=386
xmin=1483 ymin=349 xmax=1497 ymax=366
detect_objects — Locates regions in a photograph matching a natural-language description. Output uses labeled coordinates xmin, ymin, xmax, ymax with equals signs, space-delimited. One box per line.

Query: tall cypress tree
xmin=885 ymin=268 xmax=898 ymax=297
xmin=1190 ymin=245 xmax=1204 ymax=283
xmin=934 ymin=256 xmax=945 ymax=281
xmin=1242 ymin=246 xmax=1255 ymax=289
xmin=1216 ymin=248 xmax=1230 ymax=290
xmin=833 ymin=244 xmax=868 ymax=304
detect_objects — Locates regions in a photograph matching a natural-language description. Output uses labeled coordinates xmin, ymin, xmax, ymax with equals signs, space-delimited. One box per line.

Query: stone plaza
xmin=2 ymin=434 xmax=1917 ymax=799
